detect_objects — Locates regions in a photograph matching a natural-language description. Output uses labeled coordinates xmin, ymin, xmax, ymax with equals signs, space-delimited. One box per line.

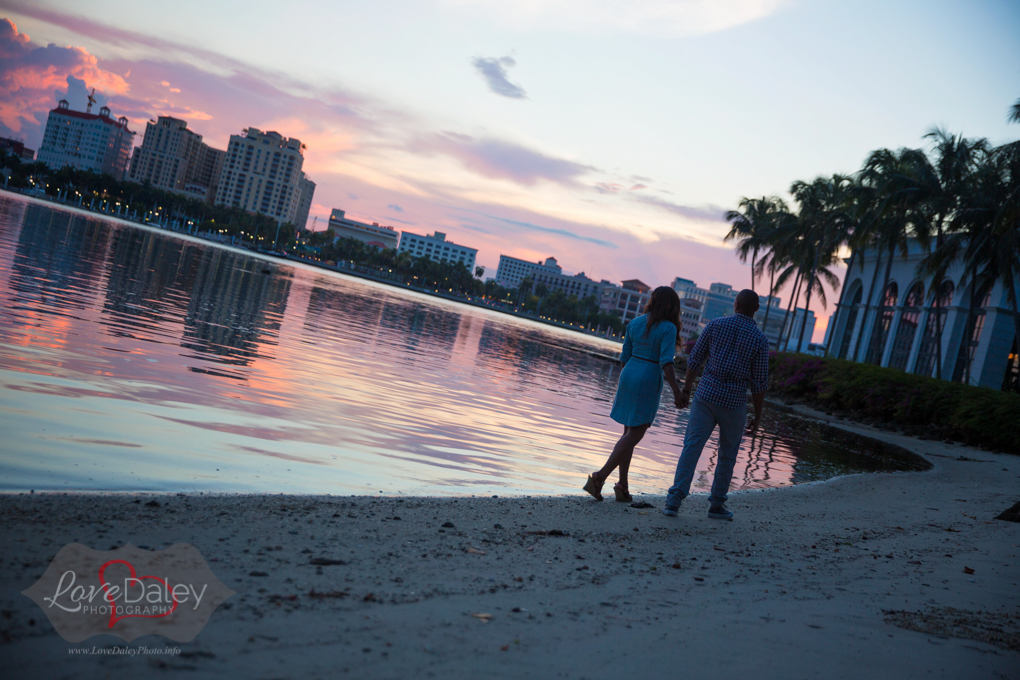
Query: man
xmin=663 ymin=288 xmax=770 ymax=520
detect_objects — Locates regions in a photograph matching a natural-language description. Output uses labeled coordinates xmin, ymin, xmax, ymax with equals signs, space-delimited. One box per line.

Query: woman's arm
xmin=659 ymin=323 xmax=681 ymax=405
xmin=619 ymin=324 xmax=633 ymax=365
xmin=663 ymin=363 xmax=682 ymax=407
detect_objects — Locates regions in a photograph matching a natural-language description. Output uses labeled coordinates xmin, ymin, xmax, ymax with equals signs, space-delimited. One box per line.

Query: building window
xmin=865 ymin=282 xmax=898 ymax=364
xmin=889 ymin=282 xmax=924 ymax=371
xmin=914 ymin=281 xmax=955 ymax=378
xmin=952 ymin=289 xmax=992 ymax=383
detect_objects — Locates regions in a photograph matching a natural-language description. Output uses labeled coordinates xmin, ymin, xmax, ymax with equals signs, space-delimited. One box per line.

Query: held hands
xmin=675 ymin=390 xmax=691 ymax=410
xmin=746 ymin=414 xmax=760 ymax=436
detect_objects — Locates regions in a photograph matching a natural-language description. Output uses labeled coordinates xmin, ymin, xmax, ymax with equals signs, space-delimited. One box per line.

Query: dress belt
xmin=629 ymin=355 xmax=659 ymax=363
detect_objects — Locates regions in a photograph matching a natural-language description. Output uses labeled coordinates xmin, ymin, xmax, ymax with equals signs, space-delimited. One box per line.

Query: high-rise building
xmin=293 ymin=175 xmax=316 ymax=231
xmin=398 ymin=231 xmax=477 ymax=269
xmin=214 ymin=128 xmax=309 ymax=225
xmin=37 ymin=99 xmax=133 ymax=176
xmin=126 ymin=116 xmax=225 ymax=202
xmin=327 ymin=209 xmax=399 ymax=249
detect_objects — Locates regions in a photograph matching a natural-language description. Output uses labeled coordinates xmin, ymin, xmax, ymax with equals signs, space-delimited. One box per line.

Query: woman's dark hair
xmin=644 ymin=286 xmax=681 ymax=336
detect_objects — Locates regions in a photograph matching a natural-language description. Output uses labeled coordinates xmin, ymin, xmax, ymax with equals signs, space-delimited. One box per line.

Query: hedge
xmin=768 ymin=352 xmax=1020 ymax=454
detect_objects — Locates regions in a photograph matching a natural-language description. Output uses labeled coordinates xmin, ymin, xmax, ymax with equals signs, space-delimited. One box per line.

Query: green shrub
xmin=768 ymin=352 xmax=1020 ymax=453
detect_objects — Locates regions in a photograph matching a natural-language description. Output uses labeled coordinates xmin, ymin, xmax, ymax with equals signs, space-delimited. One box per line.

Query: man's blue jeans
xmin=667 ymin=396 xmax=747 ymax=507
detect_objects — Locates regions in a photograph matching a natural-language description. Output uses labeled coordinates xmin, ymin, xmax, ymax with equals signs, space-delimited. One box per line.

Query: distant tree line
xmin=0 ymin=151 xmax=298 ymax=248
xmin=2 ymin=149 xmax=629 ymax=334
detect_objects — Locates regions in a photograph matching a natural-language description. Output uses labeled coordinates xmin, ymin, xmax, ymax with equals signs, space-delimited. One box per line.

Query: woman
xmin=583 ymin=286 xmax=683 ymax=502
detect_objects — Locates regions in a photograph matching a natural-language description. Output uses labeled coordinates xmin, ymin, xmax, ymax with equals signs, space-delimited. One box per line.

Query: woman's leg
xmin=596 ymin=424 xmax=650 ymax=487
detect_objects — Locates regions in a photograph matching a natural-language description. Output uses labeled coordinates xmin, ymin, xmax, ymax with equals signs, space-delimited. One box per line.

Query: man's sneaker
xmin=662 ymin=504 xmax=680 ymax=517
xmin=708 ymin=504 xmax=733 ymax=521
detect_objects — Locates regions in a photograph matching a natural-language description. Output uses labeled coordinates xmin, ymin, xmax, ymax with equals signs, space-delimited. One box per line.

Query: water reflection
xmin=0 ymin=196 xmax=927 ymax=495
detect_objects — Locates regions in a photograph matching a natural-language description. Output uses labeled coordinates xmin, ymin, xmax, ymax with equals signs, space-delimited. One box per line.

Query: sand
xmin=1 ymin=405 xmax=1018 ymax=679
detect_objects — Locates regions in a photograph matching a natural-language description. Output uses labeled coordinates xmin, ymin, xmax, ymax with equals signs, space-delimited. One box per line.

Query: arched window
xmin=837 ymin=287 xmax=863 ymax=360
xmin=952 ymin=288 xmax=993 ymax=383
xmin=865 ymin=282 xmax=898 ymax=364
xmin=888 ymin=282 xmax=924 ymax=371
xmin=914 ymin=281 xmax=954 ymax=378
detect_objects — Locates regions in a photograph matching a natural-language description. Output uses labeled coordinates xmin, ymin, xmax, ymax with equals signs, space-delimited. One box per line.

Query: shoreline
xmin=0 ymin=188 xmax=623 ymax=346
xmin=2 ymin=407 xmax=1017 ymax=677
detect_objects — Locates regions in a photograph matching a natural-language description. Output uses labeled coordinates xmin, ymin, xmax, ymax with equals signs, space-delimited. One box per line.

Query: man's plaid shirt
xmin=687 ymin=313 xmax=770 ymax=410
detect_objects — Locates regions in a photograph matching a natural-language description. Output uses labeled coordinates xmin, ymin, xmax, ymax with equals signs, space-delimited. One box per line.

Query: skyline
xmin=1 ymin=0 xmax=1018 ymax=342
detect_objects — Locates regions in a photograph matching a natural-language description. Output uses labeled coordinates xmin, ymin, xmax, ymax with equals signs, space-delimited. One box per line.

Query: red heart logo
xmin=97 ymin=559 xmax=179 ymax=628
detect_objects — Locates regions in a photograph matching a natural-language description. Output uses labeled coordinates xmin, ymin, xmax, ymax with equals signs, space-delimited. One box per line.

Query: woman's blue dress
xmin=609 ymin=315 xmax=677 ymax=426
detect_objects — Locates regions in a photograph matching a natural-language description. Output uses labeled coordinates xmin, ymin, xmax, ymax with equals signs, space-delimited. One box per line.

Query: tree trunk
xmin=781 ymin=272 xmax=803 ymax=351
xmin=933 ymin=223 xmax=945 ymax=379
xmin=796 ymin=254 xmax=819 ymax=354
xmin=963 ymin=268 xmax=980 ymax=385
xmin=828 ymin=250 xmax=858 ymax=357
xmin=872 ymin=244 xmax=895 ymax=365
xmin=762 ymin=265 xmax=776 ymax=336
xmin=750 ymin=249 xmax=757 ymax=292
xmin=852 ymin=245 xmax=884 ymax=363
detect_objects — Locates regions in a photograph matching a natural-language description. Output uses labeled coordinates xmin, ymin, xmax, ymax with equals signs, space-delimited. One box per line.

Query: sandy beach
xmin=1 ymin=405 xmax=1018 ymax=679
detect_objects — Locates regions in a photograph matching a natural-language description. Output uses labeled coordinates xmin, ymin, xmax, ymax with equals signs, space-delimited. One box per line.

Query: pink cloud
xmin=0 ymin=18 xmax=128 ymax=140
xmin=0 ymin=8 xmax=841 ymax=339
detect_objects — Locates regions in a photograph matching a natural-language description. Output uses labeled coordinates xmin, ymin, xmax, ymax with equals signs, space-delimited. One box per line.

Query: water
xmin=0 ymin=196 xmax=927 ymax=496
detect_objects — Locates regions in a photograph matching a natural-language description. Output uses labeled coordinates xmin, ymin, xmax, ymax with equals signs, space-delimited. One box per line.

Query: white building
xmin=495 ymin=255 xmax=606 ymax=300
xmin=601 ymin=279 xmax=652 ymax=323
xmin=398 ymin=231 xmax=477 ymax=269
xmin=214 ymin=128 xmax=311 ymax=225
xmin=327 ymin=209 xmax=399 ymax=249
xmin=37 ymin=99 xmax=133 ymax=177
xmin=495 ymin=256 xmax=563 ymax=289
xmin=826 ymin=240 xmax=1019 ymax=389
xmin=127 ymin=116 xmax=224 ymax=202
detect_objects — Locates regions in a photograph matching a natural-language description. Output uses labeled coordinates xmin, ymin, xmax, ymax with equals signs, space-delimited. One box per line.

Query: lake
xmin=0 ymin=195 xmax=926 ymax=496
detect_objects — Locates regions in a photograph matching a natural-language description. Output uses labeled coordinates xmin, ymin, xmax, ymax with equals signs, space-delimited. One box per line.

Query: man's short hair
xmin=735 ymin=289 xmax=760 ymax=313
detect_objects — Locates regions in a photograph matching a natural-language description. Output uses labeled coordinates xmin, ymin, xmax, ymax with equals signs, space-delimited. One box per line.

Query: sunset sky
xmin=1 ymin=0 xmax=1017 ymax=341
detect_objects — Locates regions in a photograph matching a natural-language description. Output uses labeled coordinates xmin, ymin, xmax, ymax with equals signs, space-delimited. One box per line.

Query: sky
xmin=1 ymin=0 xmax=1018 ymax=342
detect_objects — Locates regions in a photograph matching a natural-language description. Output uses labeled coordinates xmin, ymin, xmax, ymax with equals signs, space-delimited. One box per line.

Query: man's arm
xmin=679 ymin=326 xmax=709 ymax=409
xmin=747 ymin=391 xmax=764 ymax=435
xmin=746 ymin=339 xmax=770 ymax=435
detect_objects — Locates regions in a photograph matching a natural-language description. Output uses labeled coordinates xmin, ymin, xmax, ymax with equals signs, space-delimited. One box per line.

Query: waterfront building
xmin=293 ymin=176 xmax=316 ymax=231
xmin=214 ymin=128 xmax=310 ymax=225
xmin=761 ymin=306 xmax=816 ymax=352
xmin=495 ymin=255 xmax=607 ymax=301
xmin=601 ymin=279 xmax=652 ymax=323
xmin=679 ymin=297 xmax=703 ymax=342
xmin=327 ymin=209 xmax=399 ymax=249
xmin=495 ymin=255 xmax=563 ymax=289
xmin=398 ymin=231 xmax=477 ymax=269
xmin=826 ymin=240 xmax=1019 ymax=389
xmin=37 ymin=99 xmax=133 ymax=176
xmin=126 ymin=116 xmax=225 ymax=202
xmin=672 ymin=277 xmax=709 ymax=309
xmin=0 ymin=137 xmax=35 ymax=160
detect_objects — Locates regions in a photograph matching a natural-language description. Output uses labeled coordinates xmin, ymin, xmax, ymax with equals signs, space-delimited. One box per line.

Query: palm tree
xmin=789 ymin=176 xmax=850 ymax=353
xmin=724 ymin=196 xmax=787 ymax=293
xmin=517 ymin=276 xmax=533 ymax=306
xmin=909 ymin=130 xmax=990 ymax=376
xmin=1010 ymin=96 xmax=1020 ymax=124
xmin=852 ymin=148 xmax=934 ymax=364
